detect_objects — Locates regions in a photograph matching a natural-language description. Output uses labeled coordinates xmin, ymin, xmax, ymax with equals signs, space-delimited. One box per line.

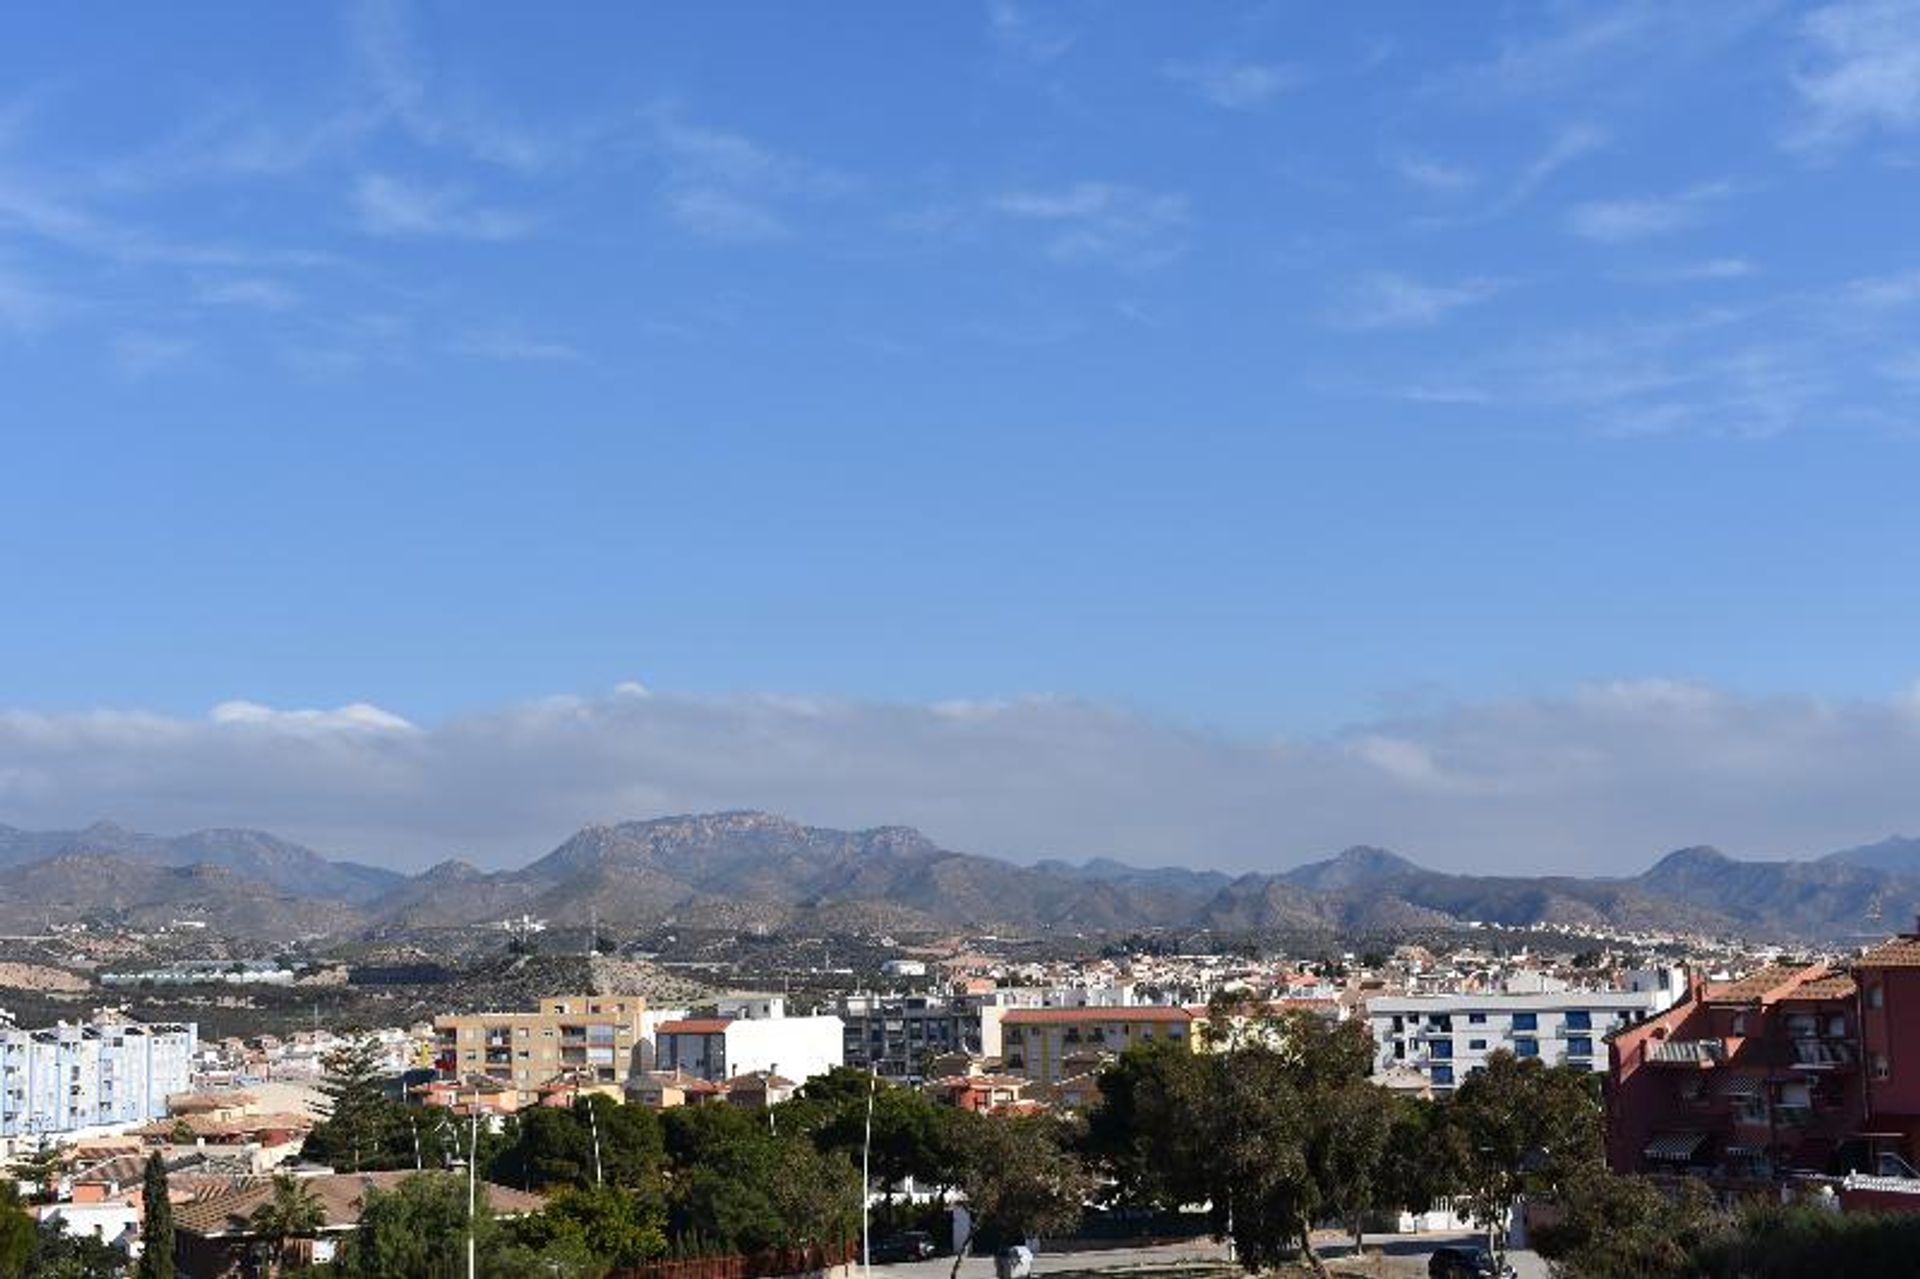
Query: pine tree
xmin=136 ymin=1151 xmax=175 ymax=1279
xmin=307 ymin=1035 xmax=396 ymax=1173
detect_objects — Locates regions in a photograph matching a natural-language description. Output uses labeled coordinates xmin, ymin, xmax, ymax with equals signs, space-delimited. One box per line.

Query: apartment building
xmin=999 ymin=1006 xmax=1198 ymax=1085
xmin=1369 ymin=987 xmax=1664 ymax=1091
xmin=837 ymin=992 xmax=981 ymax=1079
xmin=433 ymin=994 xmax=647 ymax=1094
xmin=1607 ymin=962 xmax=1862 ymax=1185
xmin=0 ymin=1016 xmax=197 ymax=1155
xmin=653 ymin=996 xmax=842 ymax=1085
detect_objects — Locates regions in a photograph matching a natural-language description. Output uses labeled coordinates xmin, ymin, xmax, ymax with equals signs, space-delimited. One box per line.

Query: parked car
xmin=1428 ymin=1245 xmax=1515 ymax=1278
xmin=870 ymin=1231 xmax=939 ymax=1263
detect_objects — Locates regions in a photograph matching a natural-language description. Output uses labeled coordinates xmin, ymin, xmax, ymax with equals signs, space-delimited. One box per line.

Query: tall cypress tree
xmin=137 ymin=1150 xmax=175 ymax=1279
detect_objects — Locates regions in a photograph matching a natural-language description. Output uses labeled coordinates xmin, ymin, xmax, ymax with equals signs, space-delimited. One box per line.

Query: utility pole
xmin=862 ymin=1067 xmax=876 ymax=1279
xmin=467 ymin=1091 xmax=479 ymax=1279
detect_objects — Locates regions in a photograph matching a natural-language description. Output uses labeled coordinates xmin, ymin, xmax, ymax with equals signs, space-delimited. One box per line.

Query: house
xmin=723 ymin=1071 xmax=800 ymax=1109
xmin=923 ymin=1070 xmax=1034 ymax=1113
xmin=170 ymin=1170 xmax=545 ymax=1279
xmin=1847 ymin=931 xmax=1920 ymax=1177
xmin=627 ymin=1069 xmax=726 ymax=1109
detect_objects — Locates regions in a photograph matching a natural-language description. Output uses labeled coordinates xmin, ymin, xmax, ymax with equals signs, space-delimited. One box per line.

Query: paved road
xmin=869 ymin=1234 xmax=1549 ymax=1279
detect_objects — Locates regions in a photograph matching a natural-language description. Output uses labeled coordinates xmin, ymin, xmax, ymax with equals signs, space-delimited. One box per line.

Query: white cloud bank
xmin=5 ymin=682 xmax=1920 ymax=877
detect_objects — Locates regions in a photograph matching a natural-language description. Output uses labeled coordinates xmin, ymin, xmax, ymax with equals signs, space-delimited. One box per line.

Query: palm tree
xmin=247 ymin=1174 xmax=326 ymax=1277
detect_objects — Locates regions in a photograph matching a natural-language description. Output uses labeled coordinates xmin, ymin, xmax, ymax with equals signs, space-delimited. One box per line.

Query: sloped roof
xmin=1856 ymin=937 xmax=1920 ymax=970
xmin=657 ymin=1018 xmax=732 ymax=1034
xmin=173 ymin=1173 xmax=544 ymax=1237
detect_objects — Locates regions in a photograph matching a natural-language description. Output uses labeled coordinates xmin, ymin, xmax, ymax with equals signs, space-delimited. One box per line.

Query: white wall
xmin=723 ymin=1015 xmax=843 ymax=1083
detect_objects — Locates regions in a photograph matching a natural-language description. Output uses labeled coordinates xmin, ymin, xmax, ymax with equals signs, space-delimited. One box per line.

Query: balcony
xmin=1647 ymin=1038 xmax=1729 ymax=1067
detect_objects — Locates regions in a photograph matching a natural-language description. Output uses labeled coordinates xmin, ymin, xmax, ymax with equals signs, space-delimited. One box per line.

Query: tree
xmin=0 ymin=1182 xmax=33 ymax=1279
xmin=769 ymin=1140 xmax=861 ymax=1247
xmin=945 ymin=1112 xmax=1090 ymax=1279
xmin=27 ymin=1220 xmax=127 ymax=1279
xmin=335 ymin=1172 xmax=511 ymax=1279
xmin=514 ymin=1184 xmax=664 ymax=1271
xmin=1308 ymin=1080 xmax=1394 ymax=1251
xmin=661 ymin=1105 xmax=787 ymax=1253
xmin=1446 ymin=1050 xmax=1604 ymax=1266
xmin=493 ymin=1097 xmax=667 ymax=1197
xmin=1532 ymin=1164 xmax=1716 ymax=1279
xmin=1090 ymin=1009 xmax=1388 ymax=1279
xmin=136 ymin=1150 xmax=175 ymax=1279
xmin=305 ymin=1035 xmax=397 ymax=1173
xmin=247 ymin=1173 xmax=326 ymax=1277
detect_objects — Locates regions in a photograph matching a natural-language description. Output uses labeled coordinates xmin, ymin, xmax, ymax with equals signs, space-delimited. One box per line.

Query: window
xmin=1469 ymin=1039 xmax=1488 ymax=1051
xmin=1515 ymin=1038 xmax=1539 ymax=1058
xmin=1567 ymin=1036 xmax=1593 ymax=1058
xmin=1513 ymin=1013 xmax=1538 ymax=1032
xmin=1873 ymin=1053 xmax=1891 ymax=1081
xmin=1730 ymin=1013 xmax=1749 ymax=1036
xmin=1431 ymin=1065 xmax=1455 ymax=1087
xmin=1468 ymin=1013 xmax=1487 ymax=1025
xmin=1565 ymin=1011 xmax=1592 ymax=1031
xmin=1431 ymin=1040 xmax=1453 ymax=1059
xmin=1868 ymin=986 xmax=1885 ymax=1010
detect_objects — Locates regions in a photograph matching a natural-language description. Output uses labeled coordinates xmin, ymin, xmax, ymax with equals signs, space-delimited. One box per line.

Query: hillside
xmin=3 ymin=812 xmax=1918 ymax=943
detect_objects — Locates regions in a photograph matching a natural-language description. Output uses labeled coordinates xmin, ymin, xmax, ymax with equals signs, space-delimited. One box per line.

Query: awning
xmin=1645 ymin=1131 xmax=1708 ymax=1162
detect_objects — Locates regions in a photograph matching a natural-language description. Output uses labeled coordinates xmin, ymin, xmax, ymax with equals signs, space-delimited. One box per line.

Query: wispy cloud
xmin=110 ymin=330 xmax=193 ymax=377
xmin=1790 ymin=0 xmax=1920 ymax=150
xmin=448 ymin=327 xmax=584 ymax=363
xmin=990 ymin=181 xmax=1187 ymax=267
xmin=350 ymin=172 xmax=532 ymax=240
xmin=1163 ymin=59 xmax=1304 ymax=110
xmin=1330 ymin=271 xmax=1506 ymax=329
xmin=663 ymin=187 xmax=788 ymax=243
xmin=347 ymin=0 xmax=563 ymax=172
xmin=195 ymin=276 xmax=299 ymax=310
xmin=0 ymin=173 xmax=327 ymax=267
xmin=1566 ymin=180 xmax=1734 ymax=243
xmin=986 ymin=0 xmax=1075 ymax=65
xmin=1392 ymin=153 xmax=1478 ymax=192
xmin=1645 ymin=257 xmax=1758 ymax=282
xmin=0 ymin=269 xmax=71 ymax=334
xmin=646 ymin=112 xmax=848 ymax=244
xmin=1845 ymin=267 xmax=1920 ymax=307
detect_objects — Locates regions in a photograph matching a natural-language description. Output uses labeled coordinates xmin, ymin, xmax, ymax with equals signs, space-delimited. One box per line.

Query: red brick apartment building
xmin=1607 ymin=931 xmax=1920 ymax=1194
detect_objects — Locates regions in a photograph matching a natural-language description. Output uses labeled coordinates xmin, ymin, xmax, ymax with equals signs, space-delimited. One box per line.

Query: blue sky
xmin=5 ymin=2 xmax=1920 ymax=871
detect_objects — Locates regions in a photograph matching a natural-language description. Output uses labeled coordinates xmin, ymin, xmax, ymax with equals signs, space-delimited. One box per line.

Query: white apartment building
xmin=654 ymin=996 xmax=842 ymax=1084
xmin=1368 ymin=989 xmax=1662 ymax=1091
xmin=0 ymin=1017 xmax=197 ymax=1154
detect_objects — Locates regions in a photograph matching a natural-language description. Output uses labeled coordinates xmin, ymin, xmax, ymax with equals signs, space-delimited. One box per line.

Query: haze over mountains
xmin=2 ymin=812 xmax=1917 ymax=944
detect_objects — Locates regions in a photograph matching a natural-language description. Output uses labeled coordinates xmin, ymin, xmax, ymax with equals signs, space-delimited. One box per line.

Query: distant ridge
xmin=2 ymin=811 xmax=1918 ymax=943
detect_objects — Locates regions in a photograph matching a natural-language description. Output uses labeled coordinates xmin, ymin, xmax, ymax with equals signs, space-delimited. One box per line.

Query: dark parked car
xmin=870 ymin=1231 xmax=938 ymax=1263
xmin=1428 ymin=1245 xmax=1514 ymax=1279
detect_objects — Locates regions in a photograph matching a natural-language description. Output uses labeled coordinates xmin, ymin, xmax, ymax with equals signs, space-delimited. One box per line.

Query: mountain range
xmin=2 ymin=812 xmax=1919 ymax=944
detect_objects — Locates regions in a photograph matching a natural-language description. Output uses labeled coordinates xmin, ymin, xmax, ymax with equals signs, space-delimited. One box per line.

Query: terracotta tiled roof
xmin=173 ymin=1173 xmax=543 ymax=1237
xmin=1793 ymin=974 xmax=1858 ymax=1000
xmin=1856 ymin=937 xmax=1920 ymax=969
xmin=1001 ymin=1006 xmax=1193 ymax=1025
xmin=134 ymin=1111 xmax=313 ymax=1139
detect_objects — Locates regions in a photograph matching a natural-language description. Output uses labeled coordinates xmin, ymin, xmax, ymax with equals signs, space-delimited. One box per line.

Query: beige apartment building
xmin=433 ymin=995 xmax=647 ymax=1093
